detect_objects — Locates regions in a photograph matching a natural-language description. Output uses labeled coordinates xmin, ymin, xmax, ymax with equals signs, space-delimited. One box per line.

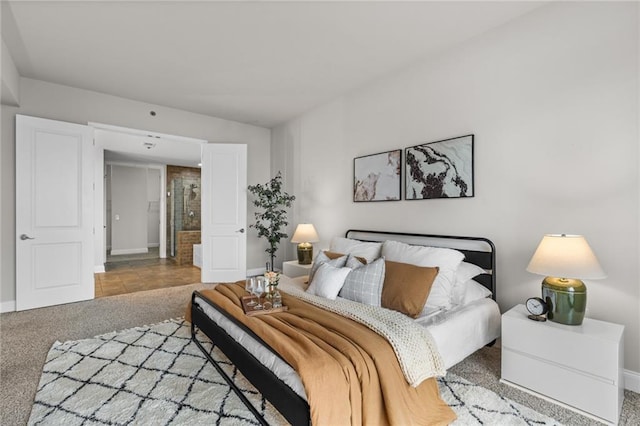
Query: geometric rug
xmin=440 ymin=376 xmax=562 ymax=425
xmin=29 ymin=319 xmax=562 ymax=425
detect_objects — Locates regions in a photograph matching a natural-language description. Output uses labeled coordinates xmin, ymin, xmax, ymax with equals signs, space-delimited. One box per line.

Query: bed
xmin=189 ymin=230 xmax=500 ymax=425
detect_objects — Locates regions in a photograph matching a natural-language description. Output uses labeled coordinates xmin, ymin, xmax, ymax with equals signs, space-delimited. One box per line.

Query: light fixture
xmin=291 ymin=224 xmax=319 ymax=265
xmin=526 ymin=234 xmax=606 ymax=325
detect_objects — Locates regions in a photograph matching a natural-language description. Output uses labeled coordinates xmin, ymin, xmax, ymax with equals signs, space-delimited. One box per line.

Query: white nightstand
xmin=501 ymin=304 xmax=624 ymax=425
xmin=282 ymin=260 xmax=312 ymax=278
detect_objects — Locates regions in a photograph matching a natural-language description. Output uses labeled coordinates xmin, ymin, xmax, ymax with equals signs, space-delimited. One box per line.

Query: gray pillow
xmin=309 ymin=251 xmax=348 ymax=283
xmin=339 ymin=257 xmax=386 ymax=306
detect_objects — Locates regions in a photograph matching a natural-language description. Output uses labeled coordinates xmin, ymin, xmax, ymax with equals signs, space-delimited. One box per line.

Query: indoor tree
xmin=247 ymin=171 xmax=295 ymax=271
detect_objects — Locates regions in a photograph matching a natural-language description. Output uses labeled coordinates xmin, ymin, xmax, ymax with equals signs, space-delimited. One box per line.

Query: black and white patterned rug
xmin=29 ymin=319 xmax=561 ymax=425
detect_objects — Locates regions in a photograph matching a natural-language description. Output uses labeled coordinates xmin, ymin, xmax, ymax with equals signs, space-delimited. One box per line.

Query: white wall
xmin=110 ymin=165 xmax=148 ymax=255
xmin=1 ymin=78 xmax=271 ymax=307
xmin=147 ymin=168 xmax=161 ymax=248
xmin=106 ymin=165 xmax=112 ymax=249
xmin=104 ymin=163 xmax=162 ymax=253
xmin=1 ymin=39 xmax=20 ymax=106
xmin=273 ymin=2 xmax=640 ymax=376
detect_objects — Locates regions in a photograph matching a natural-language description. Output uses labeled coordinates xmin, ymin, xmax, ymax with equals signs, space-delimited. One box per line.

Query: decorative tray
xmin=241 ymin=296 xmax=288 ymax=316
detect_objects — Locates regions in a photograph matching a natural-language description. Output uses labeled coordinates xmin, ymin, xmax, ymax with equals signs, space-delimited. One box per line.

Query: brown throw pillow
xmin=382 ymin=260 xmax=439 ymax=318
xmin=324 ymin=250 xmax=368 ymax=264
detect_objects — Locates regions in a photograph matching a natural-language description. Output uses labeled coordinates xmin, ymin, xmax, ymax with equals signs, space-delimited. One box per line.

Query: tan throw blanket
xmin=277 ymin=277 xmax=446 ymax=387
xmin=188 ymin=283 xmax=456 ymax=426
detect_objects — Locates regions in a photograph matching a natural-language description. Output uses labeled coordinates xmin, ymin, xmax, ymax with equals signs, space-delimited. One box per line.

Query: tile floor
xmin=94 ymin=253 xmax=201 ymax=298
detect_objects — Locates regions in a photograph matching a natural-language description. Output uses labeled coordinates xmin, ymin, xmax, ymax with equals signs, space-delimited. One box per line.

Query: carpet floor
xmin=2 ymin=284 xmax=638 ymax=425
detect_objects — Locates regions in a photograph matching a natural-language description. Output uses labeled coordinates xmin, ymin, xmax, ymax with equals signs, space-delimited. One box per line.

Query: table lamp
xmin=526 ymin=234 xmax=606 ymax=325
xmin=291 ymin=224 xmax=319 ymax=265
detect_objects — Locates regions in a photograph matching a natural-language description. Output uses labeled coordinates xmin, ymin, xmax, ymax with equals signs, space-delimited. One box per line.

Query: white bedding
xmin=193 ymin=275 xmax=501 ymax=399
xmin=419 ymin=297 xmax=501 ymax=369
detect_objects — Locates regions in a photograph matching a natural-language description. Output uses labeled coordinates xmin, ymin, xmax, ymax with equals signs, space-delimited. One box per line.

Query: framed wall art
xmin=405 ymin=134 xmax=474 ymax=200
xmin=353 ymin=149 xmax=401 ymax=202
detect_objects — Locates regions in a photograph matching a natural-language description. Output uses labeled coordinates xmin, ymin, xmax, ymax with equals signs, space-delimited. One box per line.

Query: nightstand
xmin=501 ymin=304 xmax=624 ymax=425
xmin=282 ymin=260 xmax=312 ymax=278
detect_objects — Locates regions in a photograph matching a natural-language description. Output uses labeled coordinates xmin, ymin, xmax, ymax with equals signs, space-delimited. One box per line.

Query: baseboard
xmin=148 ymin=243 xmax=159 ymax=248
xmin=624 ymin=369 xmax=640 ymax=393
xmin=94 ymin=264 xmax=106 ymax=273
xmin=110 ymin=248 xmax=149 ymax=256
xmin=1 ymin=300 xmax=16 ymax=313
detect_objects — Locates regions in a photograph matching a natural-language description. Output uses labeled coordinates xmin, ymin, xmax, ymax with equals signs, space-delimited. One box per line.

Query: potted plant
xmin=247 ymin=171 xmax=295 ymax=271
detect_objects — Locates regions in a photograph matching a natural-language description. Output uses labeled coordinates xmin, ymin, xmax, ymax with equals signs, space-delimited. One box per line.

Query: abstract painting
xmin=353 ymin=149 xmax=401 ymax=202
xmin=405 ymin=135 xmax=474 ymax=200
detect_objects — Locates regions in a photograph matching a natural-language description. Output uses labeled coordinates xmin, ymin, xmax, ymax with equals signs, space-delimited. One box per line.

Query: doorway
xmin=16 ymin=116 xmax=248 ymax=309
xmin=94 ymin=127 xmax=248 ymax=291
xmin=97 ymin=163 xmax=202 ymax=298
xmin=166 ymin=165 xmax=202 ymax=265
xmin=94 ymin=124 xmax=205 ymax=297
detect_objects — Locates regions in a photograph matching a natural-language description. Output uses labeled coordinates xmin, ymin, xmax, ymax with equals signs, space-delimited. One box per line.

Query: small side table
xmin=501 ymin=304 xmax=624 ymax=425
xmin=282 ymin=260 xmax=312 ymax=278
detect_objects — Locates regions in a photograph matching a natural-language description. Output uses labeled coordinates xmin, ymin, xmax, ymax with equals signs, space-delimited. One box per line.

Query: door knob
xmin=20 ymin=234 xmax=35 ymax=240
xmin=236 ymin=228 xmax=245 ymax=233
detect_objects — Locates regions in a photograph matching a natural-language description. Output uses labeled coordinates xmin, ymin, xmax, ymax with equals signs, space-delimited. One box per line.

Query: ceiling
xmin=96 ymin=127 xmax=205 ymax=168
xmin=2 ymin=1 xmax=544 ymax=128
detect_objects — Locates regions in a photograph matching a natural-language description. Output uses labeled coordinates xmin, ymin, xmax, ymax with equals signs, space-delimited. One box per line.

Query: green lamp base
xmin=296 ymin=243 xmax=313 ymax=265
xmin=541 ymin=276 xmax=586 ymax=326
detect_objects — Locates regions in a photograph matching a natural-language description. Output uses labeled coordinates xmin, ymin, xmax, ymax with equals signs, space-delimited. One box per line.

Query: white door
xmin=16 ymin=115 xmax=95 ymax=310
xmin=201 ymin=143 xmax=247 ymax=283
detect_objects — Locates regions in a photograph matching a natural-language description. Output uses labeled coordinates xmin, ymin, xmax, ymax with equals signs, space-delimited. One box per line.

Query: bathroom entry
xmin=167 ymin=165 xmax=201 ymax=265
xmin=106 ymin=164 xmax=162 ymax=259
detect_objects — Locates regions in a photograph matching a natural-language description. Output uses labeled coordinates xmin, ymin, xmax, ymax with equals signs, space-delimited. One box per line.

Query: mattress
xmin=192 ymin=275 xmax=501 ymax=400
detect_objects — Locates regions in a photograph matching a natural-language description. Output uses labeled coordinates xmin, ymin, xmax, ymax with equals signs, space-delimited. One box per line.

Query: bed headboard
xmin=345 ymin=230 xmax=496 ymax=300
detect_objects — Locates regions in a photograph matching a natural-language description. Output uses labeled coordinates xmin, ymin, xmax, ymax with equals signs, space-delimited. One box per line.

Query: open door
xmin=201 ymin=143 xmax=247 ymax=282
xmin=15 ymin=115 xmax=95 ymax=310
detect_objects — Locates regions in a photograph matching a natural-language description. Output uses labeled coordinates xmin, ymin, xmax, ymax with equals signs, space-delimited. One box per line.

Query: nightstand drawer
xmin=502 ymin=348 xmax=620 ymax=423
xmin=502 ymin=317 xmax=618 ymax=380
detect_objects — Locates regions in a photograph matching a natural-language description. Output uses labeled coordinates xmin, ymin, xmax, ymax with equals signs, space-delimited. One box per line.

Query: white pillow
xmin=330 ymin=237 xmax=382 ymax=263
xmin=308 ymin=251 xmax=348 ymax=283
xmin=452 ymin=262 xmax=486 ymax=305
xmin=381 ymin=240 xmax=464 ymax=310
xmin=455 ymin=261 xmax=486 ymax=282
xmin=381 ymin=240 xmax=464 ymax=269
xmin=461 ymin=280 xmax=493 ymax=305
xmin=306 ymin=263 xmax=352 ymax=300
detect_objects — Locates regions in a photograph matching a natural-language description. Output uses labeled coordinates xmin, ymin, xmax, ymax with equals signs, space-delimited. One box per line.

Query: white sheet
xmin=193 ymin=275 xmax=501 ymax=399
xmin=420 ymin=298 xmax=501 ymax=369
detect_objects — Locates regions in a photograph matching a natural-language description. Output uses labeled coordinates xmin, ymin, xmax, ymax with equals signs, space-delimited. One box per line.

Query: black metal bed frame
xmin=191 ymin=292 xmax=311 ymax=425
xmin=190 ymin=230 xmax=497 ymax=425
xmin=344 ymin=230 xmax=497 ymax=300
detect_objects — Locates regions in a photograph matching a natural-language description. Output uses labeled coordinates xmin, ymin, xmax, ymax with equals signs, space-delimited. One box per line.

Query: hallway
xmin=94 ymin=250 xmax=201 ymax=297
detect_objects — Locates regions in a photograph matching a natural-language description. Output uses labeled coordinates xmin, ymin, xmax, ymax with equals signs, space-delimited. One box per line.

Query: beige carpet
xmin=1 ymin=284 xmax=638 ymax=425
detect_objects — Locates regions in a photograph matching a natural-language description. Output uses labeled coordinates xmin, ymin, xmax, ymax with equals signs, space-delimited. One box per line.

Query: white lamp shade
xmin=526 ymin=234 xmax=606 ymax=279
xmin=291 ymin=224 xmax=319 ymax=243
